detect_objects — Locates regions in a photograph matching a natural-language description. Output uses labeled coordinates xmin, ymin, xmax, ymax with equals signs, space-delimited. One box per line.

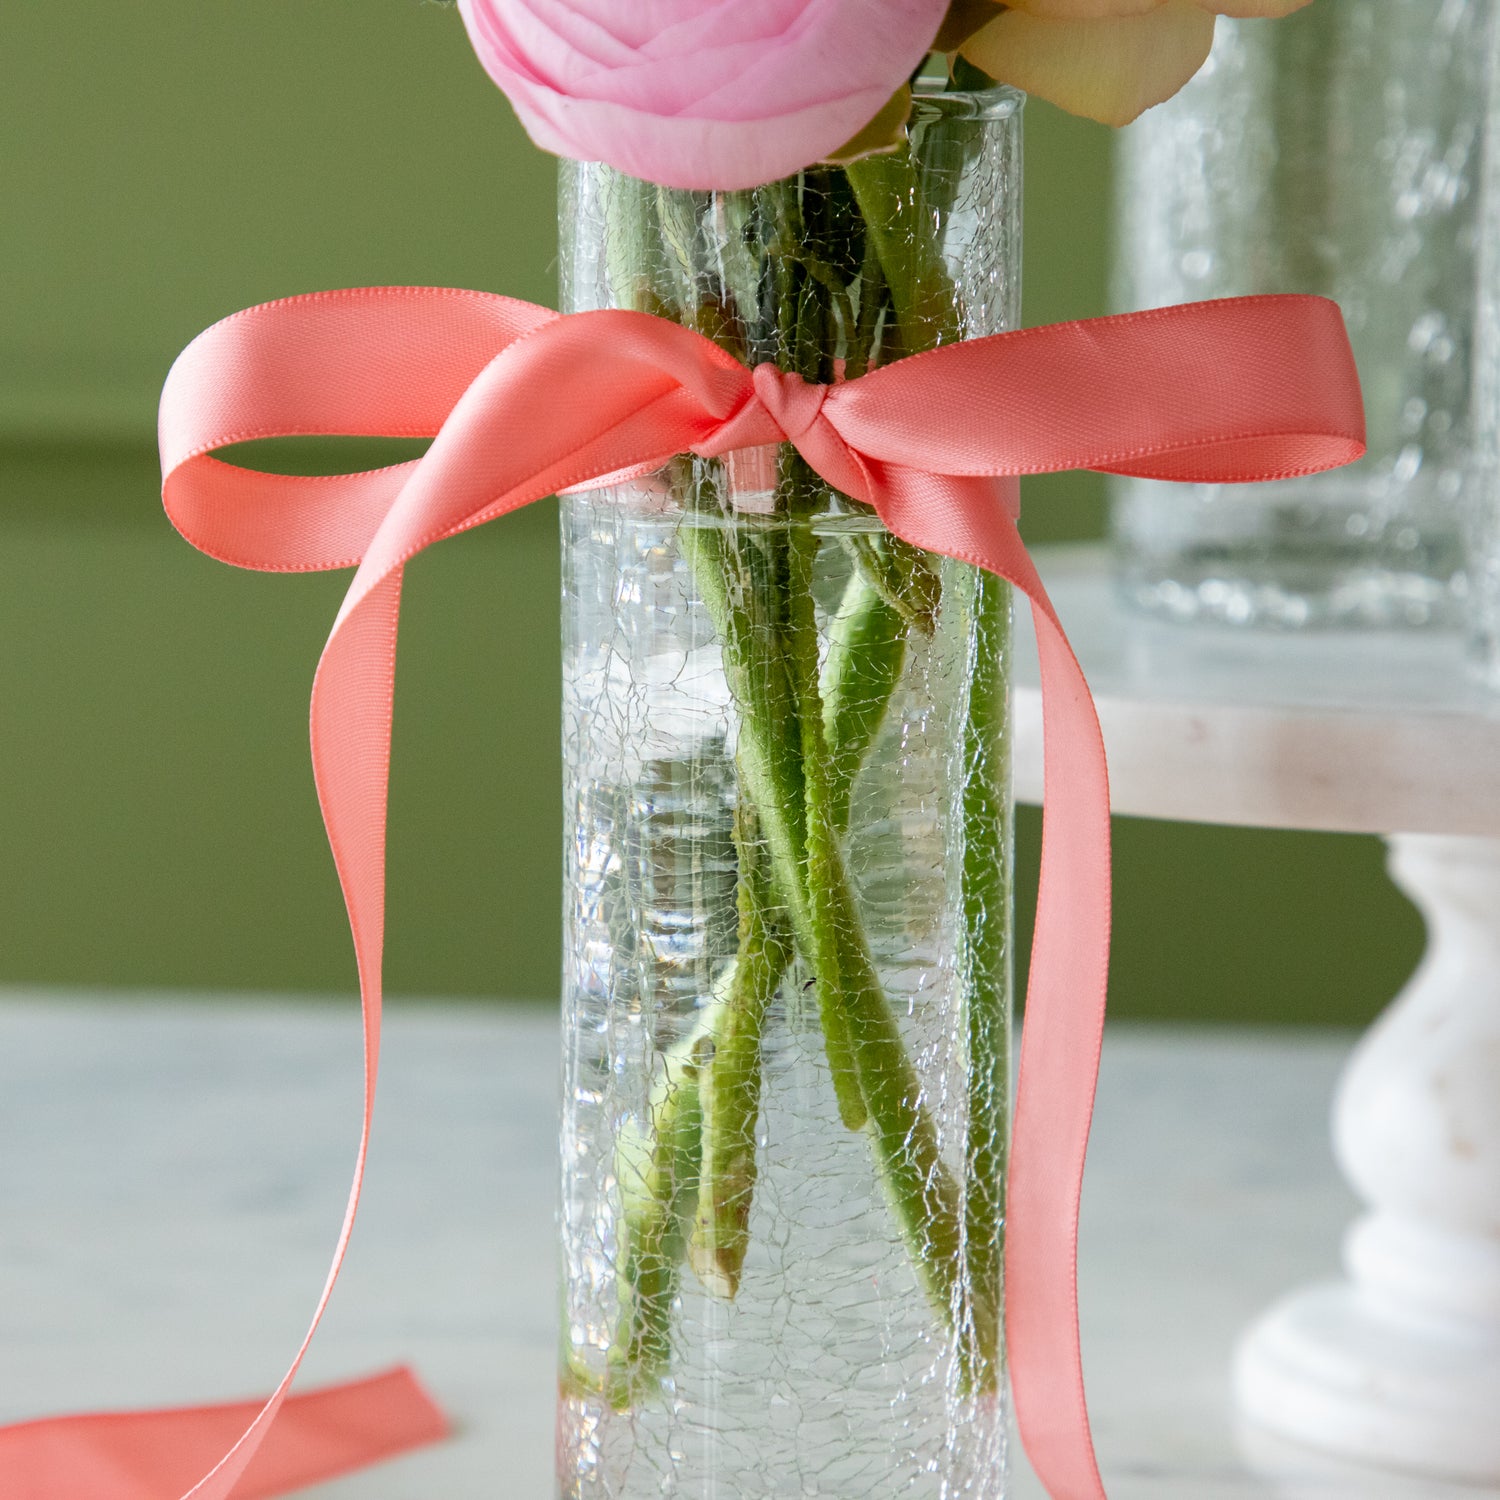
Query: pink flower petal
xmin=458 ymin=0 xmax=948 ymax=189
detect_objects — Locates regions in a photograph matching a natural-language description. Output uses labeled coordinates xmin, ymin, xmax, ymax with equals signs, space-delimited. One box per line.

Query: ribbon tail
xmin=0 ymin=1368 xmax=447 ymax=1500
xmin=868 ymin=467 xmax=1109 ymax=1500
xmin=166 ymin=553 xmax=443 ymax=1496
xmin=0 ymin=568 xmax=441 ymax=1500
xmin=186 ymin=565 xmax=411 ymax=1500
xmin=1001 ymin=540 xmax=1111 ymax=1500
xmin=0 ymin=555 xmax=437 ymax=1500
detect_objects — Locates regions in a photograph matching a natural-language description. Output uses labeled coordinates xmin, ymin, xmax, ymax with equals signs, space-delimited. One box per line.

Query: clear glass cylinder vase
xmin=555 ymin=88 xmax=1022 ymax=1499
xmin=1111 ymin=0 xmax=1488 ymax=628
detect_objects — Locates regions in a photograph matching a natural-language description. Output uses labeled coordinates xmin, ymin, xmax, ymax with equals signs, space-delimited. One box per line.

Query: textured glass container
xmin=1111 ymin=0 xmax=1487 ymax=628
xmin=555 ymin=89 xmax=1021 ymax=1498
xmin=1470 ymin=11 xmax=1500 ymax=684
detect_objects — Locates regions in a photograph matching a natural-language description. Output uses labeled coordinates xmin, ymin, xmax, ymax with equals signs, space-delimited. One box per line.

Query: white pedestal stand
xmin=1235 ymin=834 xmax=1500 ymax=1482
xmin=1015 ymin=547 xmax=1500 ymax=1484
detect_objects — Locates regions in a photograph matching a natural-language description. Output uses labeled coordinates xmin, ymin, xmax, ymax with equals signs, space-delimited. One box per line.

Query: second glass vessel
xmin=1111 ymin=0 xmax=1487 ymax=628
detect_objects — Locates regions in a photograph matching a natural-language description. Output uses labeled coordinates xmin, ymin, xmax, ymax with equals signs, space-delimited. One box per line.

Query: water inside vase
xmin=556 ymin=492 xmax=1011 ymax=1498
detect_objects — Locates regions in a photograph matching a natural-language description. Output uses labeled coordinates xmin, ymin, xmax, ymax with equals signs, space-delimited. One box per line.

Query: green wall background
xmin=0 ymin=2 xmax=1422 ymax=1020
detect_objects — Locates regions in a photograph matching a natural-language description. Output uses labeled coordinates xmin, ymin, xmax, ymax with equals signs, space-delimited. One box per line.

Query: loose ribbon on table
xmin=0 ymin=289 xmax=1363 ymax=1500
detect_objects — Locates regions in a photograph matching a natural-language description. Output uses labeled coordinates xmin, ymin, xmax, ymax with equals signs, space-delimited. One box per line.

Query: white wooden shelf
xmin=1013 ymin=544 xmax=1500 ymax=837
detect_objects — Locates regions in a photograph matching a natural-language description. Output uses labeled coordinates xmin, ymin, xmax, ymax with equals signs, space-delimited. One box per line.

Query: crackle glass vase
xmin=1111 ymin=0 xmax=1488 ymax=628
xmin=554 ymin=86 xmax=1022 ymax=1498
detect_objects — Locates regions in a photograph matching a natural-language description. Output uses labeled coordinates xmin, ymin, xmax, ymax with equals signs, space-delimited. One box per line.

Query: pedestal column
xmin=1234 ymin=834 xmax=1500 ymax=1483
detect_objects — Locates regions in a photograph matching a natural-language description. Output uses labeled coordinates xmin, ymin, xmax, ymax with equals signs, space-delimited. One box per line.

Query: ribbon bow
xmin=0 ymin=289 xmax=1363 ymax=1500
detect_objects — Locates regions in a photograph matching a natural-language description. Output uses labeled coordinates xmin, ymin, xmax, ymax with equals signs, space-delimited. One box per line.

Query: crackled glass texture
xmin=556 ymin=90 xmax=1021 ymax=1498
xmin=1112 ymin=0 xmax=1487 ymax=628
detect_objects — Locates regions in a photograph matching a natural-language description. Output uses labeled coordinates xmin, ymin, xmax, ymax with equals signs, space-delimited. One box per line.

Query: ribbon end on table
xmin=222 ymin=1364 xmax=452 ymax=1500
xmin=0 ymin=1365 xmax=450 ymax=1500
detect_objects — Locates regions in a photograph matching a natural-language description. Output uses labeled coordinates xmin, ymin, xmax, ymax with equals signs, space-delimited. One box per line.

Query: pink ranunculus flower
xmin=457 ymin=0 xmax=950 ymax=192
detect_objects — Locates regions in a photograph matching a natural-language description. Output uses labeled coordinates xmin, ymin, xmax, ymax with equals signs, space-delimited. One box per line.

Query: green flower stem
xmin=844 ymin=149 xmax=957 ymax=349
xmin=844 ymin=218 xmax=888 ymax=381
xmin=775 ymin=552 xmax=1001 ymax=1386
xmin=843 ymin=533 xmax=940 ymax=635
xmin=690 ymin=801 xmax=794 ymax=1298
xmin=601 ymin=478 xmax=915 ymax=1394
xmin=826 ymin=862 xmax=999 ymax=1394
xmin=847 ymin=145 xmax=1013 ymax=1395
xmin=676 ymin=514 xmax=868 ymax=1128
xmin=696 ymin=494 xmax=987 ymax=1384
xmin=604 ymin=1025 xmax=706 ymax=1404
xmin=689 ymin=549 xmax=918 ymax=1296
xmin=783 ymin=501 xmax=864 ymax=1132
xmin=957 ymin=565 xmax=1011 ymax=1393
xmin=591 ymin=909 xmax=781 ymax=1407
xmin=605 ymin=525 xmax=906 ymax=1389
xmin=607 ymin=508 xmax=1002 ymax=1400
xmin=594 ymin=140 xmax=1012 ymax=1404
xmin=675 ymin=531 xmax=805 ymax=925
xmin=821 ymin=570 xmax=908 ymax=834
xmin=788 ymin=508 xmax=996 ymax=1387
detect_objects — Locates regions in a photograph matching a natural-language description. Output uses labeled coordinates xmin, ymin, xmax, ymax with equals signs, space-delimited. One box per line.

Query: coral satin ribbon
xmin=4 ymin=290 xmax=1362 ymax=1500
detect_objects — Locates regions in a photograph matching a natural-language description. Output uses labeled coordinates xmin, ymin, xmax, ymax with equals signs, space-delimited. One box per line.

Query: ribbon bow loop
xmin=0 ymin=286 xmax=1364 ymax=1500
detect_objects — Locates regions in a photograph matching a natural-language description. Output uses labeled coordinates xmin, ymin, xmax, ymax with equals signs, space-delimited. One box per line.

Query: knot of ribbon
xmin=0 ymin=288 xmax=1364 ymax=1500
xmin=748 ymin=361 xmax=828 ymax=443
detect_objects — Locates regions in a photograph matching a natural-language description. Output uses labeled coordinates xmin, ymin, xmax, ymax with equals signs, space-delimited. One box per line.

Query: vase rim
xmin=911 ymin=80 xmax=1025 ymax=121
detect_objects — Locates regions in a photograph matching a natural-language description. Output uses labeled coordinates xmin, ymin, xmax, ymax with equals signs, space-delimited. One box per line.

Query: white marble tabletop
xmin=1 ymin=991 xmax=1492 ymax=1499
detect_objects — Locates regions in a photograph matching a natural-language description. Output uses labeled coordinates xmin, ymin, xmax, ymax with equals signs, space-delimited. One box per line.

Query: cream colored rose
xmin=960 ymin=0 xmax=1313 ymax=126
